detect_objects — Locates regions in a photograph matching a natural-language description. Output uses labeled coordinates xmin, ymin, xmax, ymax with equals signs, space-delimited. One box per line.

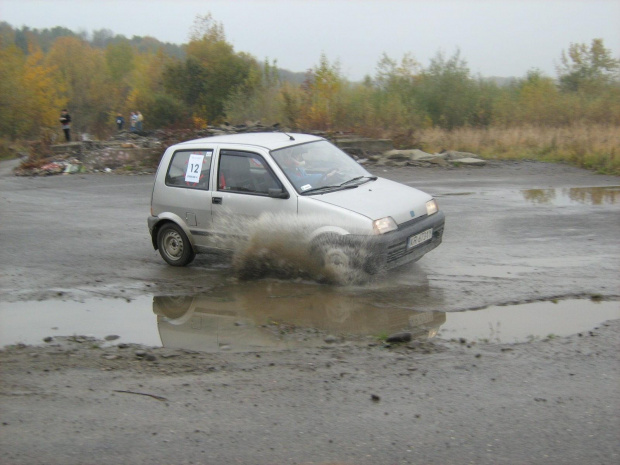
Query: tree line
xmin=1 ymin=14 xmax=618 ymax=145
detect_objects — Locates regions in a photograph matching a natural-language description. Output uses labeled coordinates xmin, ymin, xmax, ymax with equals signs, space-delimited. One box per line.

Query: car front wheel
xmin=157 ymin=223 xmax=196 ymax=266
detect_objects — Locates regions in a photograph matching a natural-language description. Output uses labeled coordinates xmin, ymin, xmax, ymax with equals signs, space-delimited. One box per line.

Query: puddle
xmin=151 ymin=282 xmax=445 ymax=352
xmin=438 ymin=299 xmax=619 ymax=343
xmin=521 ymin=186 xmax=619 ymax=206
xmin=437 ymin=186 xmax=619 ymax=206
xmin=1 ymin=282 xmax=617 ymax=351
xmin=0 ymin=296 xmax=161 ymax=347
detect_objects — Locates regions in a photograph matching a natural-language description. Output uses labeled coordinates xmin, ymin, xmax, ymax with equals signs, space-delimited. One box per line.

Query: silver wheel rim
xmin=324 ymin=248 xmax=350 ymax=269
xmin=162 ymin=230 xmax=184 ymax=261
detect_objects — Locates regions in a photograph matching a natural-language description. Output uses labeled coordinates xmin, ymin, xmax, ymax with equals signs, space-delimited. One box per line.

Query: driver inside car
xmin=279 ymin=147 xmax=338 ymax=192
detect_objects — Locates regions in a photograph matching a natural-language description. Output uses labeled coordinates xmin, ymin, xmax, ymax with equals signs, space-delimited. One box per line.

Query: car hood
xmin=307 ymin=177 xmax=433 ymax=224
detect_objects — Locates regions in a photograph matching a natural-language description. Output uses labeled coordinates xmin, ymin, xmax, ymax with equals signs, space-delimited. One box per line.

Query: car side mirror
xmin=268 ymin=188 xmax=289 ymax=199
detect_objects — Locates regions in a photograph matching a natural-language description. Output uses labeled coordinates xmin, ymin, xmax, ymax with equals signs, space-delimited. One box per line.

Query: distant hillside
xmin=484 ymin=76 xmax=519 ymax=87
xmin=277 ymin=68 xmax=308 ymax=85
xmin=0 ymin=22 xmax=186 ymax=59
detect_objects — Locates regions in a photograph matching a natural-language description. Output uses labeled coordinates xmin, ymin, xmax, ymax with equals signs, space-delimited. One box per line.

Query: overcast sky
xmin=2 ymin=0 xmax=619 ymax=81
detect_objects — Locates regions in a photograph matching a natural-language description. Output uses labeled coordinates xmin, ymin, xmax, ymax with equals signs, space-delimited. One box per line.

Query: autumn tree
xmin=21 ymin=47 xmax=67 ymax=137
xmin=105 ymin=39 xmax=135 ymax=82
xmin=0 ymin=45 xmax=25 ymax=138
xmin=45 ymin=36 xmax=113 ymax=136
xmin=224 ymin=58 xmax=282 ymax=124
xmin=558 ymin=39 xmax=620 ymax=93
xmin=493 ymin=69 xmax=563 ymax=126
xmin=299 ymin=54 xmax=345 ymax=130
xmin=127 ymin=49 xmax=189 ymax=129
xmin=416 ymin=50 xmax=485 ymax=129
xmin=0 ymin=43 xmax=65 ymax=140
xmin=163 ymin=14 xmax=252 ymax=123
xmin=369 ymin=53 xmax=424 ymax=129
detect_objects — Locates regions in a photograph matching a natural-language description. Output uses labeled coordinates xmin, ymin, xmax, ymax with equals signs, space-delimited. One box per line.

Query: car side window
xmin=218 ymin=150 xmax=281 ymax=194
xmin=165 ymin=150 xmax=213 ymax=190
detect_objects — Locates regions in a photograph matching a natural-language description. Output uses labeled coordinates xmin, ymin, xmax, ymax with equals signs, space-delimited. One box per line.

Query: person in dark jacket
xmin=116 ymin=113 xmax=125 ymax=131
xmin=60 ymin=109 xmax=71 ymax=142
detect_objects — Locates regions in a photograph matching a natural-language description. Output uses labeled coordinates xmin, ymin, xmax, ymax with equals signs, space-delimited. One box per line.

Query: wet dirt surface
xmin=1 ymin=158 xmax=619 ymax=308
xmin=0 ymin=158 xmax=619 ymax=464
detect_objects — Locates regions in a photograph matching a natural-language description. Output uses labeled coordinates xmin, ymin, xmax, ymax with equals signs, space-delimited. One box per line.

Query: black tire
xmin=156 ymin=223 xmax=196 ymax=266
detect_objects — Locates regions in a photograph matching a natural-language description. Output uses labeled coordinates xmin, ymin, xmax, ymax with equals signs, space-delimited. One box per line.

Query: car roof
xmin=174 ymin=132 xmax=325 ymax=151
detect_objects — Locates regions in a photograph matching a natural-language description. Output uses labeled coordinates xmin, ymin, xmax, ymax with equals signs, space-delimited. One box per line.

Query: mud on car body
xmin=148 ymin=132 xmax=445 ymax=273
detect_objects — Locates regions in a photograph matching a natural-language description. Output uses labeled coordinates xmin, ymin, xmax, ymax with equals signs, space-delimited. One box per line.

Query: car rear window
xmin=165 ymin=150 xmax=213 ymax=189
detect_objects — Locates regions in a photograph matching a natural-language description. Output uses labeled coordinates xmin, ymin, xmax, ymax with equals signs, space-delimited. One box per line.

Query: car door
xmin=161 ymin=148 xmax=215 ymax=248
xmin=210 ymin=148 xmax=297 ymax=247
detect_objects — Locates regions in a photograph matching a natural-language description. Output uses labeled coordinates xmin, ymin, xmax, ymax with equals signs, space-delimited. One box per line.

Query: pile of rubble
xmin=13 ymin=122 xmax=486 ymax=176
xmin=365 ymin=148 xmax=486 ymax=167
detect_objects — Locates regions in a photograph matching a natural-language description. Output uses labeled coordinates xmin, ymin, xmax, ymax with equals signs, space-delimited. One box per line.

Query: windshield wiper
xmin=339 ymin=176 xmax=377 ymax=187
xmin=301 ymin=184 xmax=359 ymax=195
xmin=301 ymin=176 xmax=377 ymax=195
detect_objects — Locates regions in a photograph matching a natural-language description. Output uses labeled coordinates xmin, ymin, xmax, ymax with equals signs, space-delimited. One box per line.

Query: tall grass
xmin=416 ymin=124 xmax=620 ymax=175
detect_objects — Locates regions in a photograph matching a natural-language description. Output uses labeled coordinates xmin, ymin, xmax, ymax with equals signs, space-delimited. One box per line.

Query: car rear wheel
xmin=157 ymin=223 xmax=196 ymax=266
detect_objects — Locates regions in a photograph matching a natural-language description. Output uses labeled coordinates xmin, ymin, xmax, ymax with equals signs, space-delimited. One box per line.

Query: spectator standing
xmin=130 ymin=112 xmax=138 ymax=132
xmin=136 ymin=111 xmax=144 ymax=131
xmin=59 ymin=109 xmax=71 ymax=142
xmin=116 ymin=113 xmax=125 ymax=131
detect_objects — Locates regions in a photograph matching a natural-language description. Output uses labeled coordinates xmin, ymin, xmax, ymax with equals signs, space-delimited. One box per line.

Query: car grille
xmin=387 ymin=223 xmax=444 ymax=263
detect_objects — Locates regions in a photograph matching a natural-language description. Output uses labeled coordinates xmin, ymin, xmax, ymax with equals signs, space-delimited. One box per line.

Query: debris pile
xmin=13 ymin=122 xmax=486 ymax=176
xmin=366 ymin=149 xmax=486 ymax=167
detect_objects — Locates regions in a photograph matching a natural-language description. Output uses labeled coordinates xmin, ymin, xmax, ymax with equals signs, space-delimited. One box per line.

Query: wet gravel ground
xmin=1 ymin=320 xmax=618 ymax=465
xmin=0 ymin=158 xmax=619 ymax=464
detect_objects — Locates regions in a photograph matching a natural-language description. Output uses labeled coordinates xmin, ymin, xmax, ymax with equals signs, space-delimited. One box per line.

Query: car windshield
xmin=271 ymin=140 xmax=372 ymax=194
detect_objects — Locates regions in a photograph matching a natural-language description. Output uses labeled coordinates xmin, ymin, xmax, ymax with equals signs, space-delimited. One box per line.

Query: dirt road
xmin=0 ymin=159 xmax=618 ymax=464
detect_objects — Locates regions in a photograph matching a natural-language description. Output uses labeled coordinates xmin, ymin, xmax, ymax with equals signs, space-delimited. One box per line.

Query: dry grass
xmin=416 ymin=124 xmax=620 ymax=175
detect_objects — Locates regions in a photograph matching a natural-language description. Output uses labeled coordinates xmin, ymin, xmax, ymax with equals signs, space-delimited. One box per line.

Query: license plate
xmin=407 ymin=229 xmax=432 ymax=249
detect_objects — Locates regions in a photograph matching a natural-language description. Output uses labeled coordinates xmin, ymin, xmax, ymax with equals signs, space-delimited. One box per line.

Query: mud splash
xmin=213 ymin=212 xmax=374 ymax=285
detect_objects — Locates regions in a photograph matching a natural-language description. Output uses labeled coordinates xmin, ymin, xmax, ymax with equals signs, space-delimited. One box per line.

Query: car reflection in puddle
xmin=153 ymin=281 xmax=446 ymax=353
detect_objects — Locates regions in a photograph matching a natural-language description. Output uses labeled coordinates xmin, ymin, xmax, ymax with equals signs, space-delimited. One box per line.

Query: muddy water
xmin=439 ymin=186 xmax=620 ymax=206
xmin=1 ymin=280 xmax=617 ymax=351
xmin=521 ymin=186 xmax=619 ymax=205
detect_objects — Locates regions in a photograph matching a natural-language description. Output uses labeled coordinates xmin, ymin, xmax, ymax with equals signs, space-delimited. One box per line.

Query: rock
xmin=383 ymin=149 xmax=434 ymax=161
xmin=442 ymin=150 xmax=479 ymax=160
xmin=452 ymin=157 xmax=486 ymax=166
xmin=427 ymin=157 xmax=450 ymax=167
xmin=386 ymin=332 xmax=412 ymax=343
xmin=104 ymin=335 xmax=120 ymax=341
xmin=385 ymin=160 xmax=409 ymax=167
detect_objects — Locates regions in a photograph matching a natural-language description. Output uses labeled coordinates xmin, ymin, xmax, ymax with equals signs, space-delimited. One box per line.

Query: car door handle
xmin=212 ymin=197 xmax=222 ymax=205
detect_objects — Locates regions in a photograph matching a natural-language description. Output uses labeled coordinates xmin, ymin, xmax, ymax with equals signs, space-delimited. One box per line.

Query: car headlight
xmin=373 ymin=216 xmax=398 ymax=234
xmin=426 ymin=199 xmax=438 ymax=216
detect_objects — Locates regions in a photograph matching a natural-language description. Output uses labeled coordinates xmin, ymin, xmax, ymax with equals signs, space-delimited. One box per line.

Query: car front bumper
xmin=363 ymin=211 xmax=445 ymax=272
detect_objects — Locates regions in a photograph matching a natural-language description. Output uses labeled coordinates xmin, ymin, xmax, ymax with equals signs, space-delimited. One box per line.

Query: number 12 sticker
xmin=185 ymin=154 xmax=204 ymax=183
